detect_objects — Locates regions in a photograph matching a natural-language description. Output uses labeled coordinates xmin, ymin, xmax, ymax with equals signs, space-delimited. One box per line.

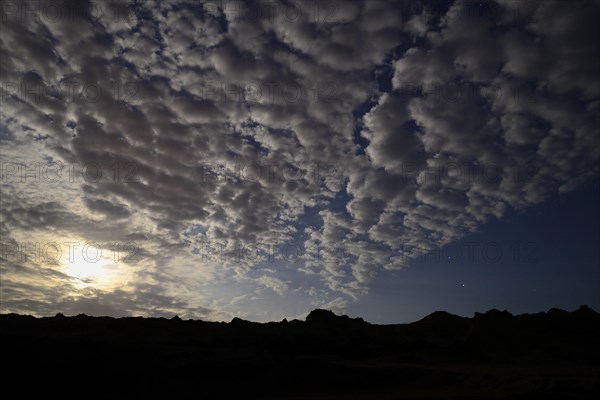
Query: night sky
xmin=1 ymin=0 xmax=599 ymax=322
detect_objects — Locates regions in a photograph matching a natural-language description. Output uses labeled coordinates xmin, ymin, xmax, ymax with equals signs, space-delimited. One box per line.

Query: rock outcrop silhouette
xmin=305 ymin=308 xmax=366 ymax=326
xmin=1 ymin=307 xmax=598 ymax=398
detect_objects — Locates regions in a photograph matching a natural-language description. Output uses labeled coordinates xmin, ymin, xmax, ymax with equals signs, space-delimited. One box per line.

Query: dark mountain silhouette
xmin=1 ymin=306 xmax=599 ymax=398
xmin=305 ymin=308 xmax=367 ymax=325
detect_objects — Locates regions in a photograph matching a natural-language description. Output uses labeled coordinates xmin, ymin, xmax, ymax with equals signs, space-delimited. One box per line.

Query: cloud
xmin=1 ymin=0 xmax=598 ymax=317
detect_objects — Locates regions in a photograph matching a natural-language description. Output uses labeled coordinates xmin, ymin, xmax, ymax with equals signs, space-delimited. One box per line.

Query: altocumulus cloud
xmin=0 ymin=0 xmax=598 ymax=321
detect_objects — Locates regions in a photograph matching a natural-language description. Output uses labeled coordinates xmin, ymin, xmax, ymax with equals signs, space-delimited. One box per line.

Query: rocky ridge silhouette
xmin=1 ymin=306 xmax=598 ymax=398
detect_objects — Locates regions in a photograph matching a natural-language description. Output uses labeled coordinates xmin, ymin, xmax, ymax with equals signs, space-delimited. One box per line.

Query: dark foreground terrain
xmin=1 ymin=307 xmax=599 ymax=399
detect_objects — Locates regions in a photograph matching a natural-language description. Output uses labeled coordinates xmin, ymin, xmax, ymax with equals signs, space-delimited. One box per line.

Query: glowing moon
xmin=64 ymin=257 xmax=111 ymax=281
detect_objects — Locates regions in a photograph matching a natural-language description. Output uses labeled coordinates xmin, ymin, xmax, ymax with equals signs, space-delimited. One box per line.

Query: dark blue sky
xmin=352 ymin=179 xmax=600 ymax=323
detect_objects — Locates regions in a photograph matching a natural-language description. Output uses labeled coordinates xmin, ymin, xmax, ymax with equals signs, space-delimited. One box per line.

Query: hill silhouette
xmin=1 ymin=307 xmax=599 ymax=398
